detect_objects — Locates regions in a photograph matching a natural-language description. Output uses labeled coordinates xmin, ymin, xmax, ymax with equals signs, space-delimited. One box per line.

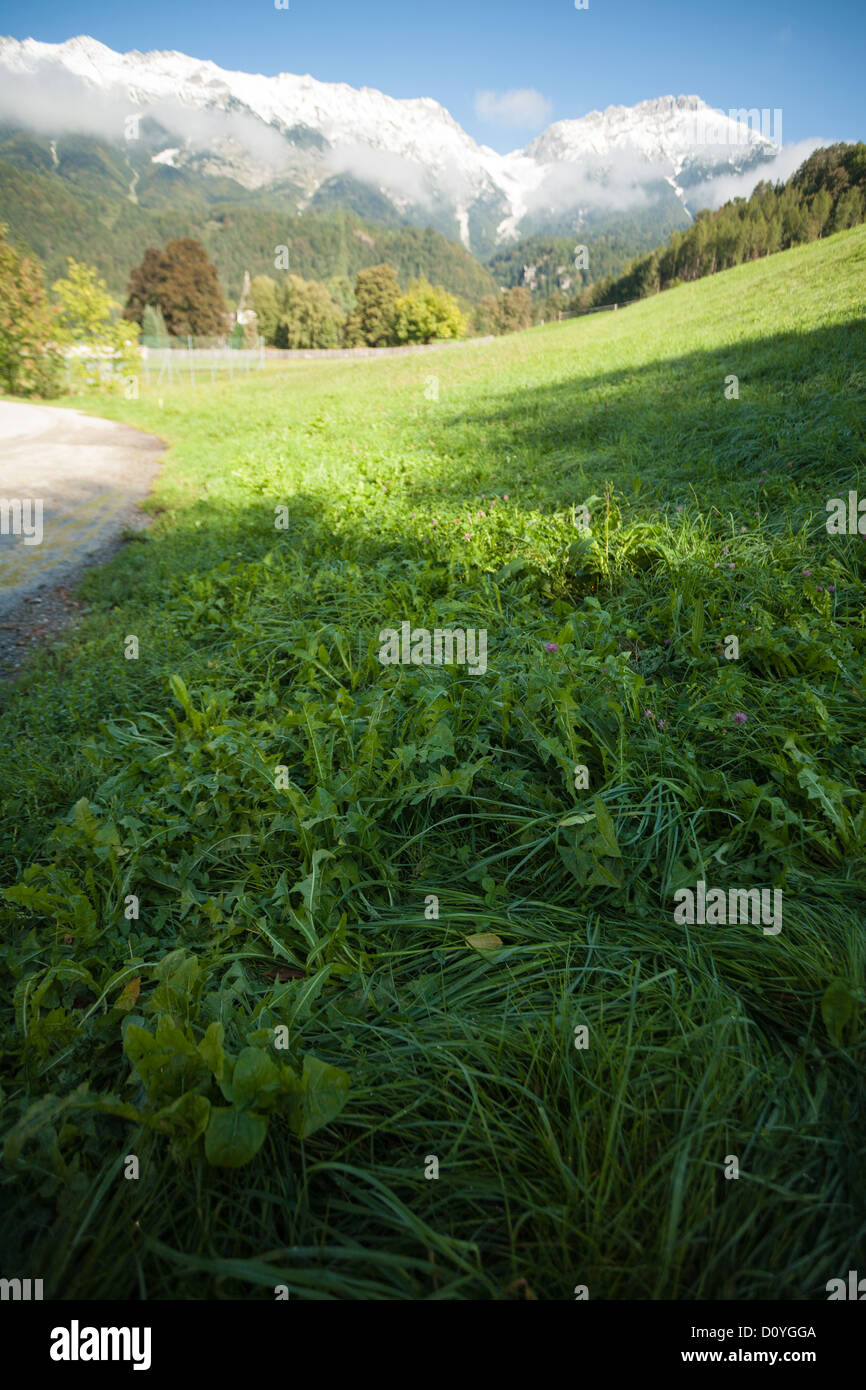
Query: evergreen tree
xmin=808 ymin=188 xmax=833 ymax=238
xmin=831 ymin=186 xmax=864 ymax=231
xmin=141 ymin=303 xmax=169 ymax=346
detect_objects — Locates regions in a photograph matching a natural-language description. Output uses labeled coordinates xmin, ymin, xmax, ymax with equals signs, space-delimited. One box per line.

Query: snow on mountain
xmin=524 ymin=95 xmax=776 ymax=165
xmin=0 ymin=36 xmax=782 ymax=251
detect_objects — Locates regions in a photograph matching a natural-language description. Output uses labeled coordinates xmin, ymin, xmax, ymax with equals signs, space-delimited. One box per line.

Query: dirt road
xmin=0 ymin=402 xmax=165 ymax=677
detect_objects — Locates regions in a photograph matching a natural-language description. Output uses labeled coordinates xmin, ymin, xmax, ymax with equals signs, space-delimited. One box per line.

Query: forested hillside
xmin=0 ymin=138 xmax=496 ymax=305
xmin=577 ymin=143 xmax=866 ymax=308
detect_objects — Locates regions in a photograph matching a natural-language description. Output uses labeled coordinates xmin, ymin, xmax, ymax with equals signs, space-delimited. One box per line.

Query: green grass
xmin=1 ymin=225 xmax=866 ymax=1301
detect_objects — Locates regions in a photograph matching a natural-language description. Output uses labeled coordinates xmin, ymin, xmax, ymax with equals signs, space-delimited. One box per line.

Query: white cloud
xmin=688 ymin=138 xmax=828 ymax=210
xmin=324 ymin=141 xmax=433 ymax=206
xmin=520 ymin=149 xmax=668 ymax=217
xmin=0 ymin=66 xmax=290 ymax=166
xmin=474 ymin=88 xmax=552 ymax=129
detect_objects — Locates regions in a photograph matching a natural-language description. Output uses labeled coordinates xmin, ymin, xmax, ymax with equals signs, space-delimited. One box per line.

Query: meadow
xmin=1 ymin=224 xmax=865 ymax=1300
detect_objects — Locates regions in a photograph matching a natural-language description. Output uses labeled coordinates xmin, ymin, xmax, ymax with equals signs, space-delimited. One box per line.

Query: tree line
xmin=570 ymin=143 xmax=866 ymax=311
xmin=0 ymin=227 xmax=532 ymax=399
xmin=249 ymin=264 xmax=466 ymax=348
xmin=121 ymin=242 xmax=468 ymax=348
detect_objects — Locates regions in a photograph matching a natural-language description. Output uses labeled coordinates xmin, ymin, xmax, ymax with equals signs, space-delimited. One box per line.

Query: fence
xmin=262 ymin=337 xmax=495 ymax=360
xmin=62 ymin=332 xmax=499 ymax=393
xmin=560 ymin=298 xmax=644 ymax=319
xmin=141 ymin=342 xmax=265 ymax=386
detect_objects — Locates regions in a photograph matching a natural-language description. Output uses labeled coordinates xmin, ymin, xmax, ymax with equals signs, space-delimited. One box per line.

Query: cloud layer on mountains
xmin=0 ymin=65 xmax=290 ymax=167
xmin=0 ymin=44 xmax=829 ymax=235
xmin=688 ymin=138 xmax=828 ymax=208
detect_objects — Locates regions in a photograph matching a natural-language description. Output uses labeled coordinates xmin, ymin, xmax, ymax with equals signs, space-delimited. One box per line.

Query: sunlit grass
xmin=1 ymin=225 xmax=865 ymax=1299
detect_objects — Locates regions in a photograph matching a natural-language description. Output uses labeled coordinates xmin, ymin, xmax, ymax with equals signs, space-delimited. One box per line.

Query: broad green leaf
xmin=169 ymin=673 xmax=191 ymax=713
xmin=494 ymin=557 xmax=528 ymax=583
xmin=3 ymin=1089 xmax=84 ymax=1164
xmin=153 ymin=949 xmax=200 ymax=986
xmin=592 ymin=797 xmax=622 ymax=858
xmin=230 ymin=1047 xmax=282 ymax=1108
xmin=465 ymin=933 xmax=503 ymax=953
xmin=291 ymin=849 xmax=336 ymax=916
xmin=197 ymin=1021 xmax=226 ymax=1083
xmin=124 ymin=1018 xmax=206 ymax=1102
xmin=588 ymin=856 xmax=624 ymax=889
xmin=151 ymin=1092 xmax=211 ymax=1155
xmin=123 ymin=1023 xmax=162 ymax=1065
xmin=557 ymin=843 xmax=591 ymax=883
xmin=821 ymin=980 xmax=856 ymax=1045
xmin=287 ymin=1055 xmax=350 ymax=1139
xmin=114 ymin=977 xmax=141 ymax=1012
xmin=71 ymin=796 xmax=99 ymax=829
xmin=205 ymin=1106 xmax=269 ymax=1167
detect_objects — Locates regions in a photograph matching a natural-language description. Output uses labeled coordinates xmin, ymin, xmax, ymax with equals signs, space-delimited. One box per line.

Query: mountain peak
xmin=0 ymin=35 xmax=782 ymax=255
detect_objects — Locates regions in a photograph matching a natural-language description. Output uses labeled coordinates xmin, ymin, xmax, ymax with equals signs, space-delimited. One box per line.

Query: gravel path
xmin=0 ymin=402 xmax=165 ymax=678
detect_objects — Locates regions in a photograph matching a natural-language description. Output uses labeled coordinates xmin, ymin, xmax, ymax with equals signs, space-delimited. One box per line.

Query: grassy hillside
xmin=1 ymin=225 xmax=865 ymax=1300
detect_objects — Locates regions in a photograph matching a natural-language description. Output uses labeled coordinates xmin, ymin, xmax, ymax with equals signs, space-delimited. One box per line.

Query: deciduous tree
xmin=123 ymin=239 xmax=228 ymax=338
xmin=343 ymin=263 xmax=400 ymax=346
xmin=0 ymin=224 xmax=60 ymax=396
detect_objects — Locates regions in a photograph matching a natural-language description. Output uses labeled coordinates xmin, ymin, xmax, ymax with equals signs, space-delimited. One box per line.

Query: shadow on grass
xmin=57 ymin=315 xmax=863 ymax=631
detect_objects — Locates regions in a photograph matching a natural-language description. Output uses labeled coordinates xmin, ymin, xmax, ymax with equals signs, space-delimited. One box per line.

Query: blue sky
xmin=0 ymin=0 xmax=862 ymax=151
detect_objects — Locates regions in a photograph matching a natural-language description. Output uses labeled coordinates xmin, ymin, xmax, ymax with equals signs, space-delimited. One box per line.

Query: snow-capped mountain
xmin=0 ymin=35 xmax=781 ymax=255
